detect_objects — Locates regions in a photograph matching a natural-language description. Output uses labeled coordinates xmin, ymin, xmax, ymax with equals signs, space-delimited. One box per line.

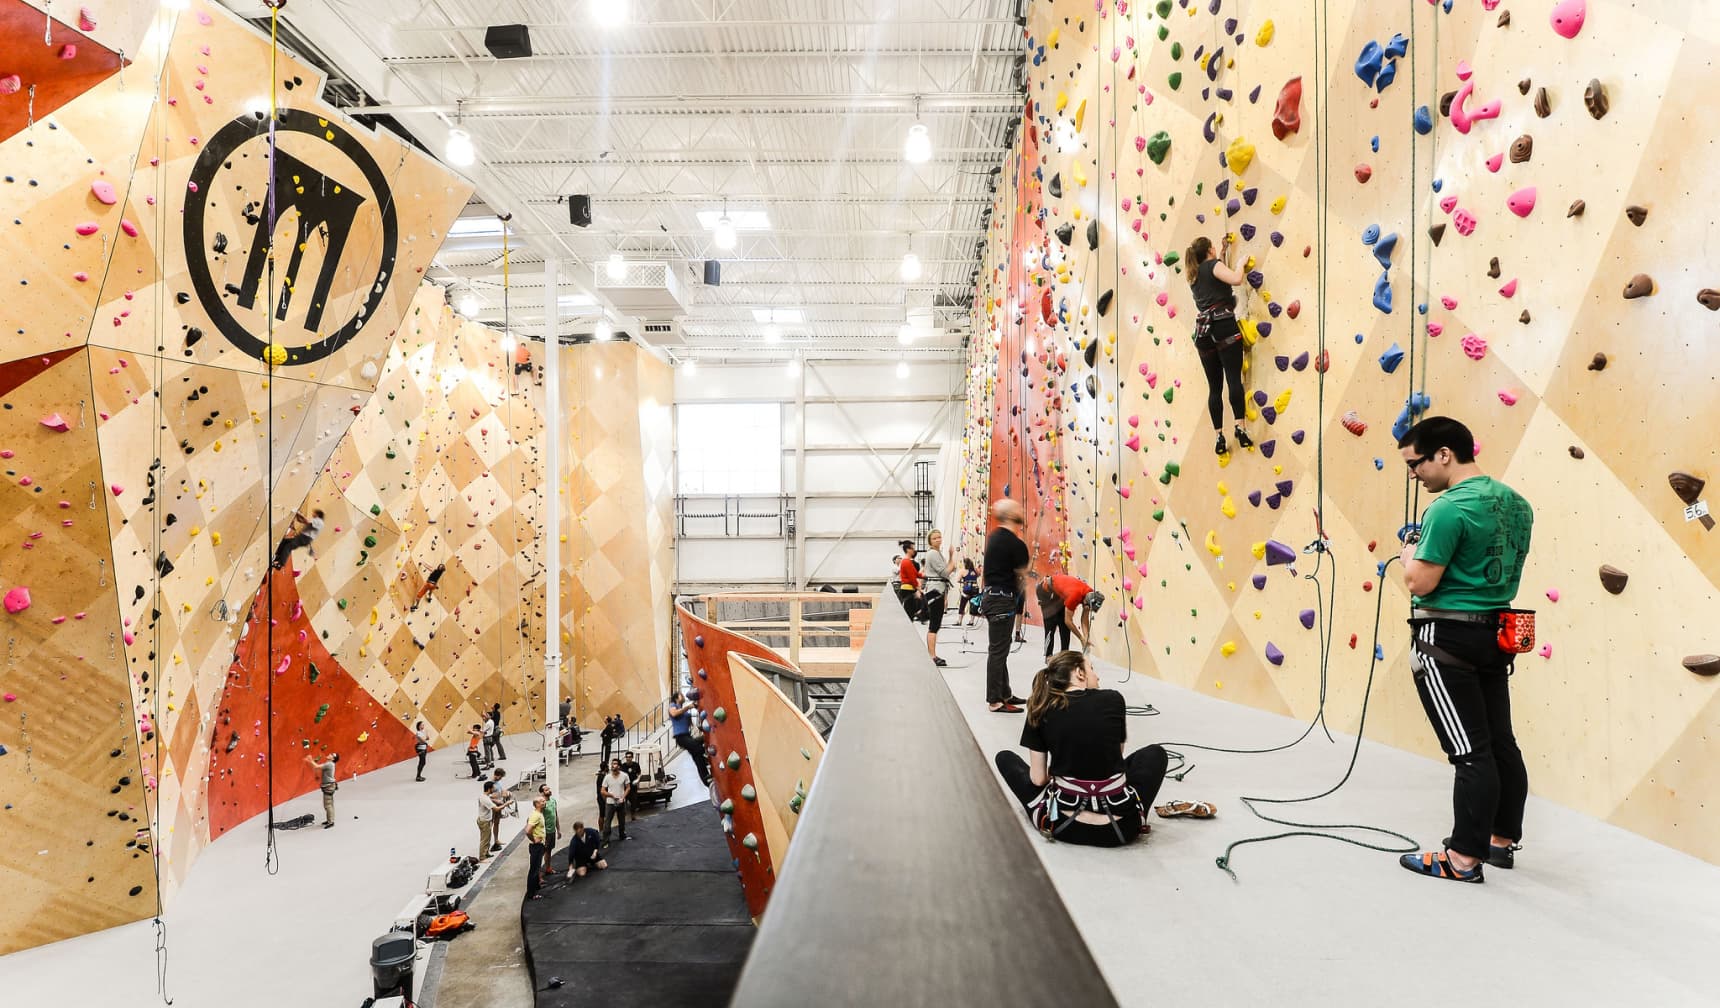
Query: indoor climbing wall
xmin=965 ymin=0 xmax=1720 ymax=863
xmin=559 ymin=340 xmax=675 ymax=726
xmin=0 ymin=0 xmax=468 ymax=951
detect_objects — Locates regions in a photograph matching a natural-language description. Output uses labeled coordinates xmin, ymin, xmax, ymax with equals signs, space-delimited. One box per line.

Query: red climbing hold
xmin=1272 ymin=77 xmax=1303 ymax=140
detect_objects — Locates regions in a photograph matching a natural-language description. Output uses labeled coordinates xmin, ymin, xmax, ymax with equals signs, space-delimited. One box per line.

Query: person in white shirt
xmin=481 ymin=713 xmax=498 ymax=765
xmin=413 ymin=719 xmax=430 ymax=782
xmin=272 ymin=509 xmax=325 ymax=569
xmin=599 ymin=759 xmax=632 ymax=842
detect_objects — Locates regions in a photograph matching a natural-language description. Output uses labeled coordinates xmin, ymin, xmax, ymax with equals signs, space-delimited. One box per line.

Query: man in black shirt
xmin=980 ymin=499 xmax=1033 ymax=713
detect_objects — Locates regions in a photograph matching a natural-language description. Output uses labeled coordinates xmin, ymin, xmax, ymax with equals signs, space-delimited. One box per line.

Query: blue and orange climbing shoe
xmin=1398 ymin=849 xmax=1484 ymax=883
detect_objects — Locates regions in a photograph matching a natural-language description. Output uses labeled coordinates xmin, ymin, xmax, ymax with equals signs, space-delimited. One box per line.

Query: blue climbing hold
xmin=1362 ymin=223 xmax=1381 ymax=245
xmin=1371 ymin=135 xmax=1380 ymax=153
xmin=1379 ymin=342 xmax=1405 ymax=373
xmin=1413 ymin=105 xmax=1433 ymax=135
xmin=1373 ymin=232 xmax=1398 ymax=270
xmin=1417 ymin=303 xmax=1429 ymax=315
xmin=1373 ymin=273 xmax=1394 ymax=314
xmin=1377 ymin=562 xmax=1388 ymax=577
xmin=1354 ymin=333 xmax=1365 ymax=344
xmin=1374 ymin=458 xmax=1385 ymax=470
xmin=1431 ymin=178 xmax=1443 ymax=192
xmin=1355 ymin=40 xmax=1383 ymax=88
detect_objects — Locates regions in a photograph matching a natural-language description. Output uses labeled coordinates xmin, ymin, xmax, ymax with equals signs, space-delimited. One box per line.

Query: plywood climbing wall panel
xmin=965 ymin=0 xmax=1720 ymax=863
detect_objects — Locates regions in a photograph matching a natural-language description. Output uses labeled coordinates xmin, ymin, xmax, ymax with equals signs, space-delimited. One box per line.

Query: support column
xmin=792 ymin=362 xmax=808 ymax=589
xmin=542 ymin=257 xmax=561 ymax=803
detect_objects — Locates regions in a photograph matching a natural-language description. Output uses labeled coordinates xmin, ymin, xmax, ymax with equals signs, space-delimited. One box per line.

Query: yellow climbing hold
xmin=1274 ymin=388 xmax=1293 ymax=413
xmin=1075 ymin=98 xmax=1087 ymax=132
xmin=1205 ymin=530 xmax=1223 ymax=556
xmin=1256 ymin=19 xmax=1275 ymax=46
xmin=1048 ymin=28 xmax=1061 ymax=49
xmin=358 ymin=731 xmax=370 ymax=743
xmin=1056 ymin=91 xmax=1069 ymax=112
xmin=1217 ymin=481 xmax=1230 ymax=496
xmin=263 ymin=343 xmax=289 ymax=366
xmin=210 ymin=531 xmax=221 ymax=546
xmin=369 ymin=608 xmax=379 ymax=625
xmin=1220 ymin=496 xmax=1237 ymax=519
xmin=1271 ymin=195 xmax=1287 ymax=214
xmin=1226 ymin=137 xmax=1255 ymax=176
xmin=1220 ymin=641 xmax=1238 ymax=657
xmin=1251 ymin=541 xmax=1268 ymax=560
xmin=1073 ymin=164 xmax=1088 ymax=188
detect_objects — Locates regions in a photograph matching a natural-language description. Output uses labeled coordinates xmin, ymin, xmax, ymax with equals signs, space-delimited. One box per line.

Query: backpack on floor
xmin=423 ymin=910 xmax=473 ymax=939
xmin=447 ymin=856 xmax=477 ymax=889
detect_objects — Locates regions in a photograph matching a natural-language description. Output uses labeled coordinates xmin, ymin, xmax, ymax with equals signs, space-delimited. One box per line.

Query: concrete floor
xmin=934 ymin=626 xmax=1720 ymax=1007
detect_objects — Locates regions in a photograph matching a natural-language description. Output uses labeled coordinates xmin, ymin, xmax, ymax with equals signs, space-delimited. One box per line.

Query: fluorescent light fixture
xmin=595 ymin=0 xmax=628 ymax=29
xmin=594 ymin=319 xmax=614 ymax=341
xmin=751 ymin=308 xmax=804 ymax=325
xmin=696 ymin=209 xmax=770 ymax=231
xmin=445 ymin=128 xmax=476 ymax=168
xmin=606 ymin=253 xmax=626 ymax=281
xmin=900 ymin=251 xmax=922 ymax=282
xmin=500 ymin=335 xmax=517 ymax=353
xmin=713 ymin=215 xmax=737 ymax=250
xmin=449 ymin=217 xmax=507 ymax=239
xmin=904 ymin=122 xmax=933 ymax=164
xmin=558 ymin=293 xmax=596 ymax=309
xmin=457 ymin=292 xmax=481 ymax=316
xmin=897 ymin=325 xmax=915 ymax=346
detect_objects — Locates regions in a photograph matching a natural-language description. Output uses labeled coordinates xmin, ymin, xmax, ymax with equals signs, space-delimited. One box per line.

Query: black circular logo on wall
xmin=182 ymin=108 xmax=398 ymax=365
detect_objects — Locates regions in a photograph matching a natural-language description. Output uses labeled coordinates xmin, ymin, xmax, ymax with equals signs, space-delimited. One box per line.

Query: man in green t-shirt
xmin=1396 ymin=416 xmax=1534 ymax=884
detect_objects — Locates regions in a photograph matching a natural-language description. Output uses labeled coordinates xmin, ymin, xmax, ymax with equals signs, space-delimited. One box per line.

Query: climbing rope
xmin=262 ymin=0 xmax=283 ymax=878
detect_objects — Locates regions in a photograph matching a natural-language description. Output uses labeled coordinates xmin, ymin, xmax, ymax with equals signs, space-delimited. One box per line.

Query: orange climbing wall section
xmin=205 ymin=568 xmax=418 ymax=837
xmin=965 ymin=0 xmax=1720 ymax=863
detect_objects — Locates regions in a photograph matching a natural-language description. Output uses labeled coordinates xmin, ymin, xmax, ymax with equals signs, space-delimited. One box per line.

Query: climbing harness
xmin=1029 ymin=773 xmax=1144 ymax=846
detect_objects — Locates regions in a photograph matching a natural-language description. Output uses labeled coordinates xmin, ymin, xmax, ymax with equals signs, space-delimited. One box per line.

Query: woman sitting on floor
xmin=994 ymin=651 xmax=1169 ymax=847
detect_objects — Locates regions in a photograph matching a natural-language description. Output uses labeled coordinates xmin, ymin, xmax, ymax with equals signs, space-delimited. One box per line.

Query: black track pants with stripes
xmin=1408 ymin=618 xmax=1529 ymax=860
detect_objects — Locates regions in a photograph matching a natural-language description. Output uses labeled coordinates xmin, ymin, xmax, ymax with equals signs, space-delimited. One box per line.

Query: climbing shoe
xmin=1443 ymin=837 xmax=1518 ymax=869
xmin=1214 ymin=433 xmax=1228 ymax=456
xmin=1233 ymin=426 xmax=1254 ymax=449
xmin=1398 ymin=849 xmax=1484 ymax=883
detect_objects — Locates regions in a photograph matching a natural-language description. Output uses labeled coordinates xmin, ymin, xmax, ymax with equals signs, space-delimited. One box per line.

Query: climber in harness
xmin=993 ymin=651 xmax=1173 ymax=847
xmin=1186 ymin=233 xmax=1253 ymax=456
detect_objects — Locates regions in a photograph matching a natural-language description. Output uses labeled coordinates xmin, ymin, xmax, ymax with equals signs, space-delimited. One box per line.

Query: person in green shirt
xmin=537 ymin=783 xmax=559 ymax=880
xmin=1396 ymin=416 xmax=1534 ymax=884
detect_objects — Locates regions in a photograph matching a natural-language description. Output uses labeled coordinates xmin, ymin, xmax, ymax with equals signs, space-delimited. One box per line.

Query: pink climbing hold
xmin=121 ymin=219 xmax=139 ymax=238
xmin=1449 ymin=81 xmax=1502 ymax=134
xmin=1485 ymin=154 xmax=1504 ymax=173
xmin=1550 ymin=0 xmax=1587 ymax=39
xmin=76 ymin=222 xmax=100 ymax=236
xmin=1499 ymin=278 xmax=1518 ymax=298
xmin=1546 ymin=588 xmax=1561 ymax=602
xmin=78 ymin=6 xmax=97 ymax=32
xmin=1537 ymin=643 xmax=1553 ymax=659
xmin=1507 ymin=187 xmax=1537 ymax=218
xmin=1453 ymin=208 xmax=1478 ymax=236
xmin=59 ymin=43 xmax=77 ymax=60
xmin=1441 ymin=295 xmax=1460 ymax=310
xmin=40 ymin=413 xmax=69 ymax=432
xmin=1125 ymin=433 xmax=1141 ymax=452
xmin=3 ymin=587 xmax=32 ymax=614
xmin=1461 ymin=334 xmax=1489 ymax=361
xmin=111 ymin=483 xmax=124 ymax=496
xmin=91 ymin=179 xmax=118 ymax=205
xmin=2 ymin=692 xmax=14 ymax=702
xmin=1427 ymin=322 xmax=1445 ymax=337
xmin=1439 ymin=195 xmax=1458 ymax=214
xmin=1498 ymin=389 xmax=1518 ymax=406
xmin=1119 ymin=486 xmax=1132 ymax=499
xmin=1455 ymin=61 xmax=1474 ymax=81
xmin=0 ymin=75 xmax=20 ymax=96
xmin=1127 ymin=414 xmax=1140 ymax=428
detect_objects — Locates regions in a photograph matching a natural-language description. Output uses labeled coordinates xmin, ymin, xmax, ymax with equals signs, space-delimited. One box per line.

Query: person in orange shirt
xmin=465 ymin=724 xmax=483 ymax=779
xmin=1035 ymin=573 xmax=1106 ymax=658
xmin=895 ymin=540 xmax=922 ymax=621
xmin=513 ymin=342 xmax=533 ymax=376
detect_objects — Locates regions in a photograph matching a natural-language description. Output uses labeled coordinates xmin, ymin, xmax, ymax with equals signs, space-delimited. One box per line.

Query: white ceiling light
xmin=896 ymin=360 xmax=911 ymax=379
xmin=606 ymin=253 xmax=626 ymax=281
xmin=445 ymin=127 xmax=475 ymax=168
xmin=456 ymin=291 xmax=481 ymax=317
xmin=905 ymin=97 xmax=933 ymax=164
xmin=713 ymin=215 xmax=737 ymax=250
xmin=897 ymin=325 xmax=916 ymax=346
xmin=763 ymin=323 xmax=782 ymax=344
xmin=900 ymin=251 xmax=922 ymax=282
xmin=594 ymin=319 xmax=614 ymax=341
xmin=595 ymin=0 xmax=629 ymax=29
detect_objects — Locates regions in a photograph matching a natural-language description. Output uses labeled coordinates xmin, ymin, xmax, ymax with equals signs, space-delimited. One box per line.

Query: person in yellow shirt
xmin=525 ymin=795 xmax=548 ymax=900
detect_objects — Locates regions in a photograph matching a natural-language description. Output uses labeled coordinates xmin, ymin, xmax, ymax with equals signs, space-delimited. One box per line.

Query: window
xmin=676 ymin=403 xmax=781 ymax=494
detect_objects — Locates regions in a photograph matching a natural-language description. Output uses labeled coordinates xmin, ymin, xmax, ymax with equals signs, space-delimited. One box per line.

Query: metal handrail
xmin=730 ymin=596 xmax=1117 ymax=1005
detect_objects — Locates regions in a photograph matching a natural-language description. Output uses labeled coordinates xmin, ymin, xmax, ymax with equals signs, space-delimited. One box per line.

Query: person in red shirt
xmin=1035 ymin=573 xmax=1106 ymax=658
xmin=895 ymin=541 xmax=922 ymax=621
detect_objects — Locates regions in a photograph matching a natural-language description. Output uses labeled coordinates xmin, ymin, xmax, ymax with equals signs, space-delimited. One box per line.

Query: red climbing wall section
xmin=675 ymin=605 xmax=788 ymax=920
xmin=204 ymin=567 xmax=417 ymax=838
xmin=983 ymin=101 xmax=1068 ymax=604
xmin=0 ymin=0 xmax=127 ymax=144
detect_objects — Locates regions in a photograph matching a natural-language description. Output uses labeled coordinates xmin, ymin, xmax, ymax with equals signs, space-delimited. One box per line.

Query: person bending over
xmin=1397 ymin=415 xmax=1535 ymax=884
xmin=565 ymin=821 xmax=609 ymax=880
xmin=1036 ymin=573 xmax=1106 ymax=657
xmin=993 ymin=651 xmax=1167 ymax=847
xmin=1187 ymin=234 xmax=1253 ymax=456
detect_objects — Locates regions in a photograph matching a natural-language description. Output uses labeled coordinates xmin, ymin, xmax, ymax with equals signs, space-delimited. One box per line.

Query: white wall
xmin=672 ymin=359 xmax=963 ymax=590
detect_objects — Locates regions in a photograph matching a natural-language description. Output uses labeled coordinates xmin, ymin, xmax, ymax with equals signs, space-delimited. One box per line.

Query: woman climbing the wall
xmin=992 ymin=651 xmax=1170 ymax=847
xmin=1187 ymin=234 xmax=1254 ymax=456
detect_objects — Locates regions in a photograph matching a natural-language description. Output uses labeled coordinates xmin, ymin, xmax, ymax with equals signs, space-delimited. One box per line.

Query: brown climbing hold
xmin=1429 ymin=222 xmax=1446 ymax=246
xmin=1568 ymin=446 xmax=1585 ymax=459
xmin=1509 ymin=136 xmax=1533 ymax=163
xmin=1567 ymin=200 xmax=1585 ymax=218
xmin=1598 ymin=565 xmax=1629 ymax=595
xmin=1533 ymin=87 xmax=1550 ymax=118
xmin=1439 ymin=90 xmax=1457 ymax=117
xmin=1487 ymin=257 xmax=1502 ymax=279
xmin=1588 ymin=352 xmax=1607 ymax=371
xmin=1583 ymin=79 xmax=1608 ymax=119
xmin=1519 ymin=310 xmax=1532 ymax=324
xmin=1498 ymin=10 xmax=1511 ymax=26
xmin=1683 ymin=655 xmax=1720 ymax=677
xmin=1699 ymin=289 xmax=1720 ymax=311
xmin=1623 ymin=274 xmax=1655 ymax=299
xmin=1625 ymin=205 xmax=1648 ymax=226
xmin=1669 ymin=472 xmax=1706 ymax=505
xmin=1518 ymin=79 xmax=1532 ymax=96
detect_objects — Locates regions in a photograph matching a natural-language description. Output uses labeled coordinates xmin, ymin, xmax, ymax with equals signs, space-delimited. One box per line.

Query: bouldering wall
xmin=559 ymin=340 xmax=675 ymax=725
xmin=0 ymin=0 xmax=469 ymax=951
xmin=965 ymin=0 xmax=1720 ymax=863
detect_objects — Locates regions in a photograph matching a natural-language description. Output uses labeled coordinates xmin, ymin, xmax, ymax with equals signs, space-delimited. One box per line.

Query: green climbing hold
xmin=1146 ymin=131 xmax=1172 ymax=165
xmin=1163 ymin=387 xmax=1176 ymax=404
xmin=1152 ymin=508 xmax=1166 ymax=521
xmin=712 ymin=706 xmax=728 ymax=723
xmin=314 ymin=703 xmax=330 ymax=722
xmin=1170 ymin=41 xmax=1183 ymax=60
xmin=363 ymin=535 xmax=378 ymax=548
xmin=720 ymin=798 xmax=735 ymax=814
xmin=385 ymin=449 xmax=396 ymax=459
xmin=1193 ymin=183 xmax=1203 ymax=197
xmin=1166 ymin=462 xmax=1181 ymax=477
xmin=1168 ymin=71 xmax=1183 ymax=91
xmin=1155 ymin=0 xmax=1172 ymax=16
xmin=337 ymin=598 xmax=348 ymax=610
xmin=1162 ymin=250 xmax=1181 ymax=267
xmin=370 ymin=504 xmax=382 ymax=516
xmin=789 ymin=794 xmax=805 ymax=814
xmin=357 ymin=551 xmax=369 ymax=566
xmin=308 ymin=661 xmax=321 ymax=683
xmin=799 ymin=747 xmax=813 ymax=760
xmin=741 ymin=832 xmax=760 ymax=851
xmin=726 ymin=751 xmax=742 ymax=770
xmin=1157 ymin=24 xmax=1169 ymax=41
xmin=741 ymin=784 xmax=757 ymax=801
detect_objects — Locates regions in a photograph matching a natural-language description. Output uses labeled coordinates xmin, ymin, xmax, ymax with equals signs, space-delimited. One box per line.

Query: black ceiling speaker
xmin=484 ymin=24 xmax=532 ymax=59
xmin=703 ymin=260 xmax=721 ymax=286
xmin=568 ymin=195 xmax=592 ymax=228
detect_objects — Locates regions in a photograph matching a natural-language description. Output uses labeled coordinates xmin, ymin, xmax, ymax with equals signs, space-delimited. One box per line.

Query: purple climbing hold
xmin=1252 ymin=574 xmax=1268 ymax=590
xmin=1275 ymin=354 xmax=1291 ymax=371
xmin=1299 ymin=609 xmax=1317 ymax=629
xmin=1240 ymin=223 xmax=1257 ymax=241
xmin=1291 ymin=351 xmax=1310 ymax=371
xmin=1268 ymin=301 xmax=1282 ymax=318
xmin=1265 ymin=642 xmax=1286 ymax=666
xmin=694 ymin=635 xmax=706 ymax=647
xmin=1242 ymin=188 xmax=1258 ymax=206
xmin=1266 ymin=493 xmax=1283 ymax=510
xmin=1249 ymin=84 xmax=1262 ymax=103
xmin=1290 ymin=429 xmax=1306 ymax=444
xmin=1270 ymin=231 xmax=1284 ymax=248
xmin=1256 ymin=322 xmax=1272 ymax=339
xmin=1216 ymin=179 xmax=1231 ymax=199
xmin=1276 ymin=480 xmax=1295 ymax=497
xmin=1261 ymin=406 xmax=1278 ymax=424
xmin=1226 ymin=198 xmax=1242 ymax=217
xmin=1260 ymin=440 xmax=1276 ymax=459
xmin=1247 ymin=270 xmax=1264 ymax=289
xmin=1248 ymin=489 xmax=1263 ymax=507
xmin=1253 ymin=390 xmax=1270 ymax=407
xmin=1264 ymin=540 xmax=1297 ymax=566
